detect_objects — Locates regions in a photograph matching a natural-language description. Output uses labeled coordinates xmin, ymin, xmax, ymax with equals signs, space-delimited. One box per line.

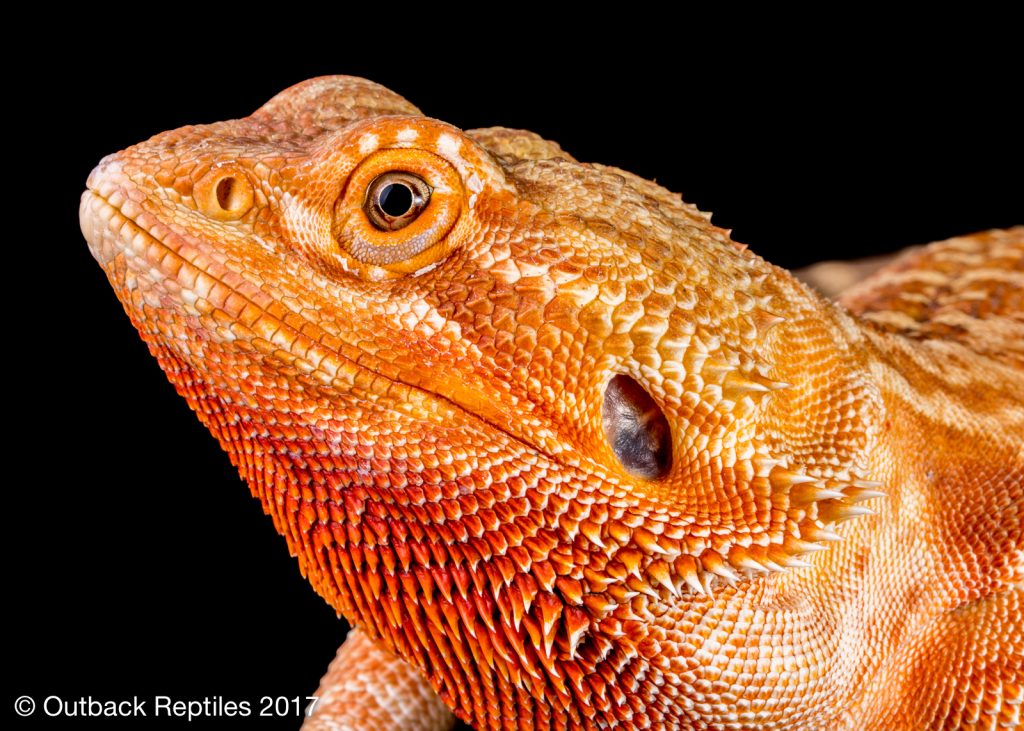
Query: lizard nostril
xmin=602 ymin=375 xmax=672 ymax=480
xmin=195 ymin=167 xmax=254 ymax=220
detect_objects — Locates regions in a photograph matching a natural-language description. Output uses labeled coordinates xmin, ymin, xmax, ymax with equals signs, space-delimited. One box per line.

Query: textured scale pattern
xmin=305 ymin=628 xmax=455 ymax=731
xmin=80 ymin=76 xmax=1023 ymax=731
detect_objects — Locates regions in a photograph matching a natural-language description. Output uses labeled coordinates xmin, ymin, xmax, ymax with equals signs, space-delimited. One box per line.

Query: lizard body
xmin=80 ymin=76 xmax=1023 ymax=731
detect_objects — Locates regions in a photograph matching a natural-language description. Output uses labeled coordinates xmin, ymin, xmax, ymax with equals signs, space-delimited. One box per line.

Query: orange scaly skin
xmin=80 ymin=77 xmax=1023 ymax=731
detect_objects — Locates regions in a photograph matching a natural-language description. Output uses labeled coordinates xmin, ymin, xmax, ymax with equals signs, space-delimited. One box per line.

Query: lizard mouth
xmin=79 ymin=182 xmax=571 ymax=472
xmin=80 ymin=187 xmax=310 ymax=361
xmin=81 ymin=184 xmax=467 ymax=415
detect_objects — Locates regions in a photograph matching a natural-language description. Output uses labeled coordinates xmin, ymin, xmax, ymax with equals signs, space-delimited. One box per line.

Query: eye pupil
xmin=364 ymin=172 xmax=431 ymax=232
xmin=377 ymin=182 xmax=413 ymax=217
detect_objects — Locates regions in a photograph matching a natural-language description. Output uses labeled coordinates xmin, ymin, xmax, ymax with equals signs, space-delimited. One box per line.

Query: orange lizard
xmin=80 ymin=76 xmax=1023 ymax=731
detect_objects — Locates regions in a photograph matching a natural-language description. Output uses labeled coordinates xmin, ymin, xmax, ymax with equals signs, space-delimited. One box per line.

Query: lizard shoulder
xmin=839 ymin=227 xmax=1024 ymax=368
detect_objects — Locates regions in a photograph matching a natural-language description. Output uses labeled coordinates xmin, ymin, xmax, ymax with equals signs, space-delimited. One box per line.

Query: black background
xmin=8 ymin=25 xmax=1021 ymax=731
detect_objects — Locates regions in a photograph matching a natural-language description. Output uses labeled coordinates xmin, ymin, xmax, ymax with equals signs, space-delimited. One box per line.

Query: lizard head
xmin=81 ymin=76 xmax=883 ymax=714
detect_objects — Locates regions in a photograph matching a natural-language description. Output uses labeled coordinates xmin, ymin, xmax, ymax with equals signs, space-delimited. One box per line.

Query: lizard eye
xmin=365 ymin=172 xmax=431 ymax=231
xmin=333 ymin=148 xmax=463 ymax=274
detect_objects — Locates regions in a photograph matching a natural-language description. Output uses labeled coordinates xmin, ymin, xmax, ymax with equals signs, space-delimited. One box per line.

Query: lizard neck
xmin=765 ymin=300 xmax=1024 ymax=726
xmin=863 ymin=326 xmax=1024 ymax=604
xmin=144 ymin=261 xmax=1021 ymax=731
xmin=153 ymin=262 xmax=900 ymax=729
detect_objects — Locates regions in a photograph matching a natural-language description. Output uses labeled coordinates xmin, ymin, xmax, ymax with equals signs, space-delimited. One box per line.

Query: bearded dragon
xmin=80 ymin=76 xmax=1023 ymax=731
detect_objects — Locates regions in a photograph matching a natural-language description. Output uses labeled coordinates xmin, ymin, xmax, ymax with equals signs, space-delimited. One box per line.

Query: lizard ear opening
xmin=602 ymin=375 xmax=672 ymax=480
